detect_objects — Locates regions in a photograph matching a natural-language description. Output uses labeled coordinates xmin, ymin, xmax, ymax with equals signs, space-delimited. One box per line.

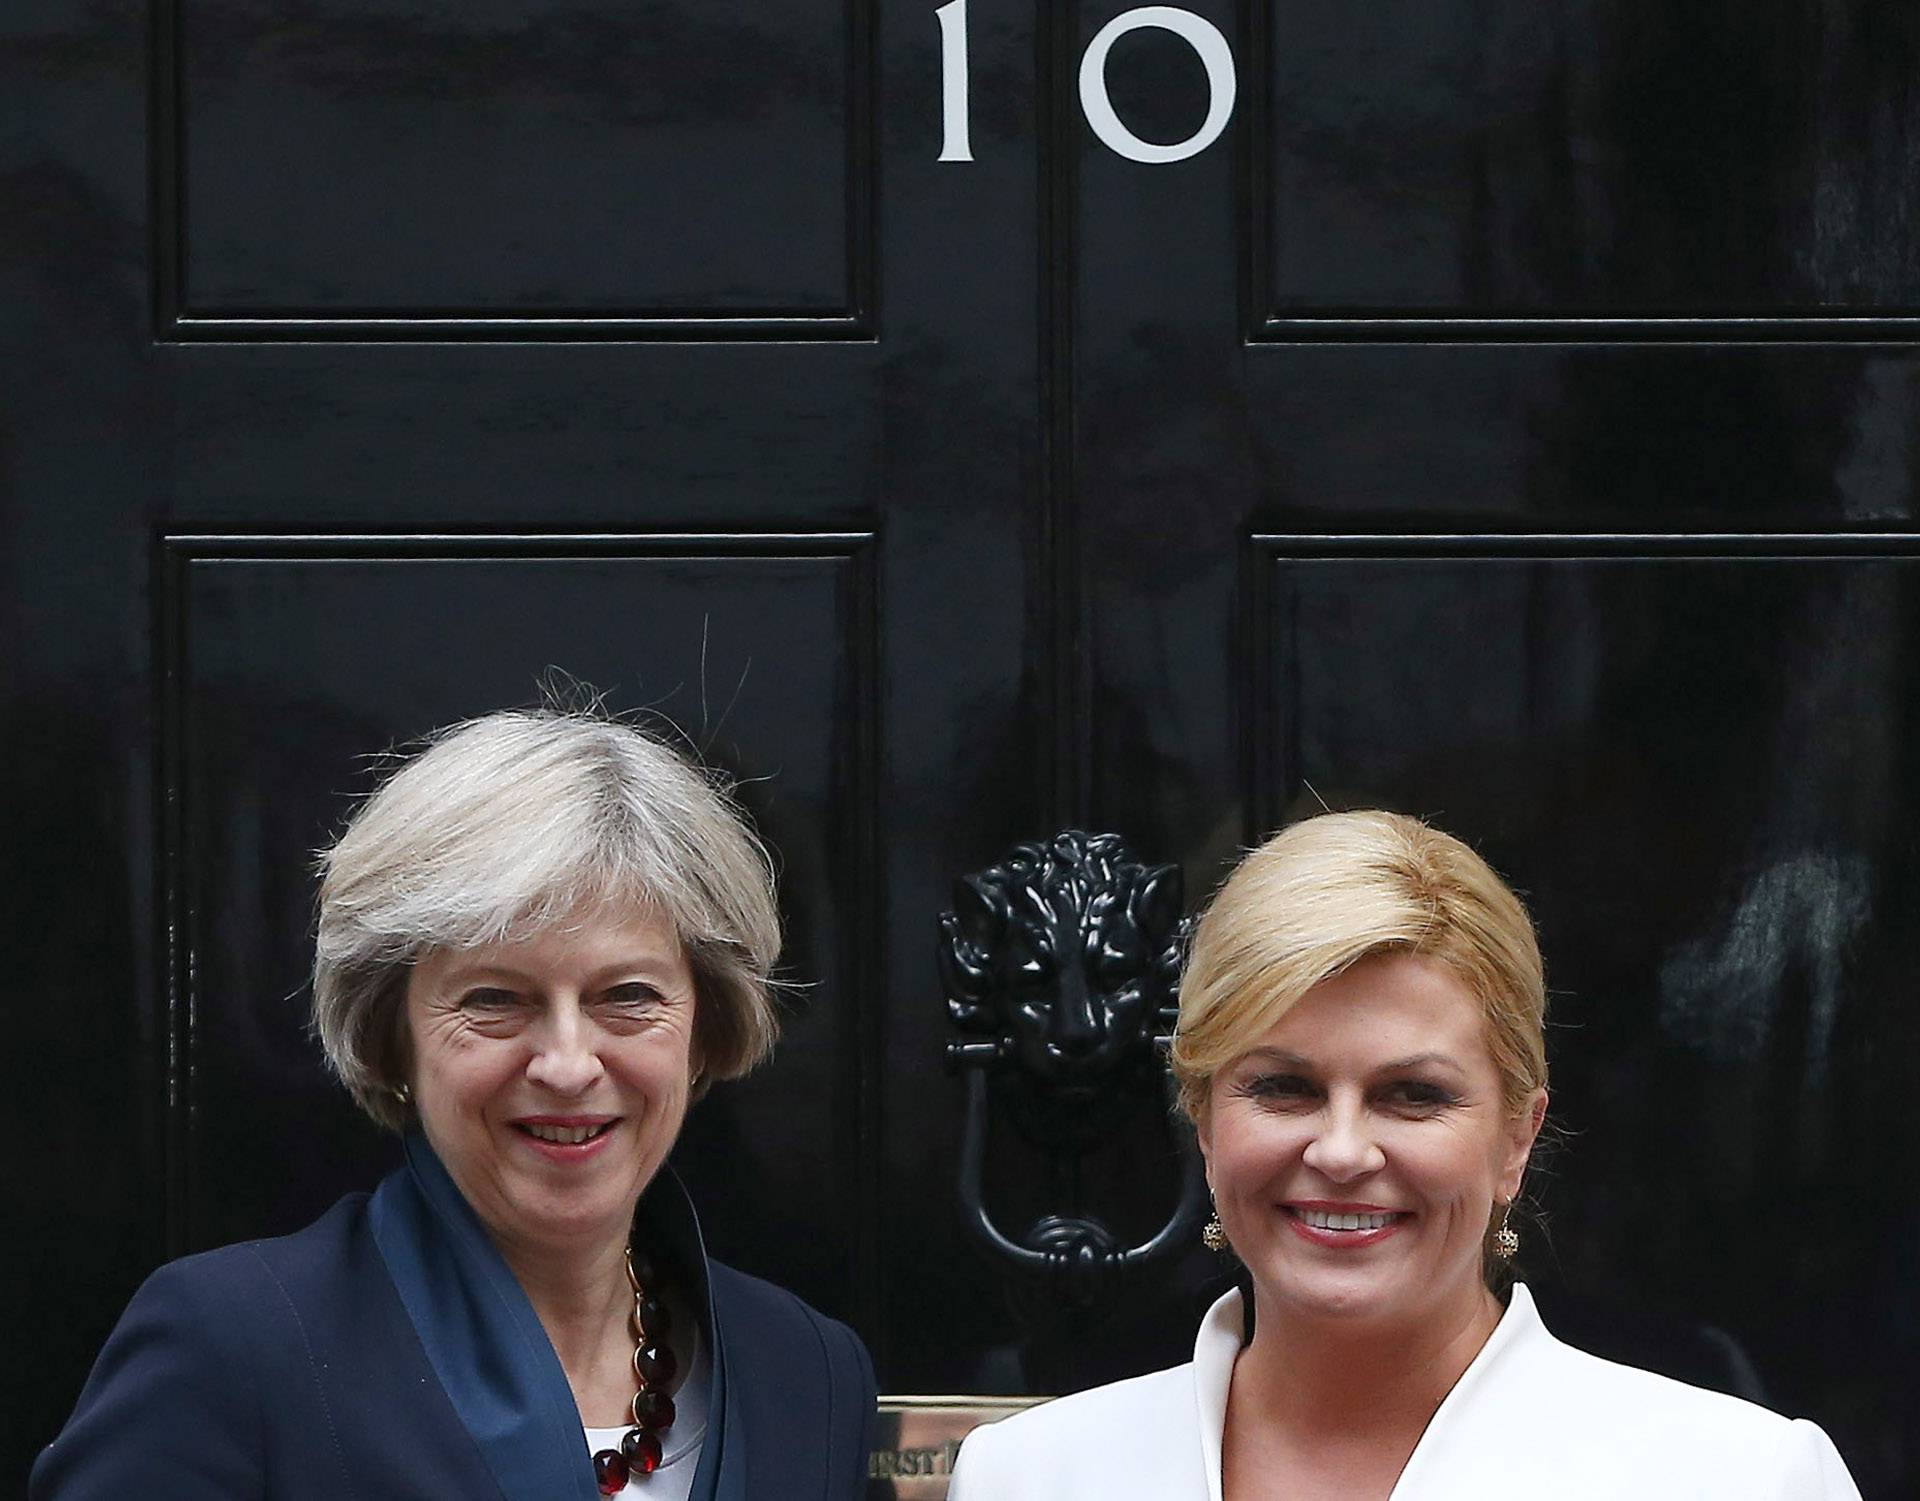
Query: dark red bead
xmin=635 ymin=1342 xmax=678 ymax=1385
xmin=637 ymin=1295 xmax=671 ymax=1336
xmin=634 ymin=1388 xmax=676 ymax=1429
xmin=621 ymin=1427 xmax=663 ymax=1474
xmin=593 ymin=1448 xmax=628 ymax=1494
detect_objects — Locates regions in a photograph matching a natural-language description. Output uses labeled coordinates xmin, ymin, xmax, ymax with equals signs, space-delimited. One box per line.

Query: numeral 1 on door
xmin=935 ymin=0 xmax=974 ymax=162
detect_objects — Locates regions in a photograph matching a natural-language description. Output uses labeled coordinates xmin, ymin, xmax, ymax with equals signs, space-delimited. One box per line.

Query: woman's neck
xmin=1234 ymin=1280 xmax=1504 ymax=1441
xmin=496 ymin=1227 xmax=638 ymax=1424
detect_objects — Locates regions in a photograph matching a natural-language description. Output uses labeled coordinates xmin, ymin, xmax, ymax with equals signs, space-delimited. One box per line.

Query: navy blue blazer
xmin=32 ymin=1136 xmax=875 ymax=1501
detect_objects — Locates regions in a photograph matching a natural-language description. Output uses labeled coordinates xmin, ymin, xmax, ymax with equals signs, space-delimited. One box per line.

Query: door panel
xmin=1251 ymin=545 xmax=1914 ymax=1462
xmin=1249 ymin=0 xmax=1920 ymax=332
xmin=165 ymin=0 xmax=872 ymax=330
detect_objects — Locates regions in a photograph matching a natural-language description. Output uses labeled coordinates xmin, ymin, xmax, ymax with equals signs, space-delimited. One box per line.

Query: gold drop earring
xmin=1202 ymin=1199 xmax=1228 ymax=1253
xmin=1494 ymin=1201 xmax=1519 ymax=1259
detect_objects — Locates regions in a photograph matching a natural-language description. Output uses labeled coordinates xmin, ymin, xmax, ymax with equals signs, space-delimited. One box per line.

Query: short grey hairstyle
xmin=313 ymin=709 xmax=783 ymax=1130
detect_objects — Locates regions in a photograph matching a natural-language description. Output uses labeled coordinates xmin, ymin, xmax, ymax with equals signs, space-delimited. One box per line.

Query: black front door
xmin=7 ymin=1 xmax=1916 ymax=1495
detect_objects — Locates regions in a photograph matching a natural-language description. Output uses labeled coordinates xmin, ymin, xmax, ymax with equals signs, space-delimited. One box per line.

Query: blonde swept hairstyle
xmin=1172 ymin=810 xmax=1548 ymax=1125
xmin=312 ymin=709 xmax=783 ymax=1130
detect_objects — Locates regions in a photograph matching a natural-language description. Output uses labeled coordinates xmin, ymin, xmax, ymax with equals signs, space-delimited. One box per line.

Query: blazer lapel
xmin=369 ymin=1132 xmax=600 ymax=1501
xmin=641 ymin=1167 xmax=736 ymax=1501
xmin=1387 ymin=1283 xmax=1542 ymax=1499
xmin=1192 ymin=1289 xmax=1243 ymax=1501
xmin=688 ymin=1296 xmax=743 ymax=1501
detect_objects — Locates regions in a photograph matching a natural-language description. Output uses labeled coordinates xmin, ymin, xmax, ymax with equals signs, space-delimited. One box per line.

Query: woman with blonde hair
xmin=952 ymin=810 xmax=1858 ymax=1499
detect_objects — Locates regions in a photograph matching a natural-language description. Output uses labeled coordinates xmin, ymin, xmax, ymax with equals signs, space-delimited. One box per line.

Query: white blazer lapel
xmin=1191 ymin=1290 xmax=1245 ymax=1501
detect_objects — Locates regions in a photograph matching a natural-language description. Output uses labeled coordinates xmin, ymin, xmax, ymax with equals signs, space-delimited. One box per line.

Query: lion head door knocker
xmin=940 ymin=831 xmax=1207 ymax=1311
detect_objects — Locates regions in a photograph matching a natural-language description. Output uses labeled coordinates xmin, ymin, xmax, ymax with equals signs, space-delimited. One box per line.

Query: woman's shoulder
xmin=1505 ymin=1345 xmax=1856 ymax=1498
xmin=951 ymin=1362 xmax=1205 ymax=1500
xmin=1529 ymin=1309 xmax=1819 ymax=1440
xmin=706 ymin=1259 xmax=872 ymax=1381
xmin=974 ymin=1360 xmax=1197 ymax=1444
xmin=30 ymin=1194 xmax=387 ymax=1500
xmin=1438 ymin=1288 xmax=1862 ymax=1499
xmin=704 ymin=1262 xmax=877 ymax=1496
xmin=122 ymin=1193 xmax=377 ymax=1331
xmin=707 ymin=1263 xmax=875 ymax=1411
xmin=100 ymin=1193 xmax=367 ymax=1316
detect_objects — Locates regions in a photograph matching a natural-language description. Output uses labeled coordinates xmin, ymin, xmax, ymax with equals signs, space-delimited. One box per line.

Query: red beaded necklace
xmin=591 ymin=1247 xmax=680 ymax=1496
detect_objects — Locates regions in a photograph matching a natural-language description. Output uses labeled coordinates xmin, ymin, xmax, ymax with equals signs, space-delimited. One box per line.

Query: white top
xmin=949 ymin=1284 xmax=1861 ymax=1500
xmin=583 ymin=1323 xmax=712 ymax=1501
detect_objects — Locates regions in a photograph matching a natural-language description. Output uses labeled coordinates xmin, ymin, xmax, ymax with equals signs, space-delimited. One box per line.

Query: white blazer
xmin=948 ymin=1285 xmax=1861 ymax=1500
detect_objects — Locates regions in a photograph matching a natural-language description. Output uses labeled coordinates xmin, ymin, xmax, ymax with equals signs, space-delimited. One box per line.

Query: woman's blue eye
xmin=459 ymin=988 xmax=519 ymax=1010
xmin=603 ymin=984 xmax=662 ymax=1007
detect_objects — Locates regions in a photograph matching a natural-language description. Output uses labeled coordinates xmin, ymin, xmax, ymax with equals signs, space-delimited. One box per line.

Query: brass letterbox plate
xmin=867 ymin=1395 xmax=1052 ymax=1499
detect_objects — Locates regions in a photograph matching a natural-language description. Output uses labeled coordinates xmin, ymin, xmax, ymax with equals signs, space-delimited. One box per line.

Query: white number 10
xmin=937 ymin=2 xmax=1237 ymax=165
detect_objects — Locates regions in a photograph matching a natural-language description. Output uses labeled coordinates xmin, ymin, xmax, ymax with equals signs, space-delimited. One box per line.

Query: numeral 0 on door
xmin=936 ymin=3 xmax=1238 ymax=165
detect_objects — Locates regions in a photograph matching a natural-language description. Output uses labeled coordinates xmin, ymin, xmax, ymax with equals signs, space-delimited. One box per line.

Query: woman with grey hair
xmin=34 ymin=709 xmax=876 ymax=1501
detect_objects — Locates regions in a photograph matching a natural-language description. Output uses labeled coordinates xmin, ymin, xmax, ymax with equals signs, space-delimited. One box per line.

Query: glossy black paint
xmin=157 ymin=0 xmax=876 ymax=337
xmin=1247 ymin=0 xmax=1920 ymax=336
xmin=5 ymin=1 xmax=1916 ymax=1496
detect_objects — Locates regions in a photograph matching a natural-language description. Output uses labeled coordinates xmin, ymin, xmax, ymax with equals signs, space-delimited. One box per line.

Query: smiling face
xmin=402 ymin=903 xmax=698 ymax=1262
xmin=1199 ymin=949 xmax=1544 ymax=1337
